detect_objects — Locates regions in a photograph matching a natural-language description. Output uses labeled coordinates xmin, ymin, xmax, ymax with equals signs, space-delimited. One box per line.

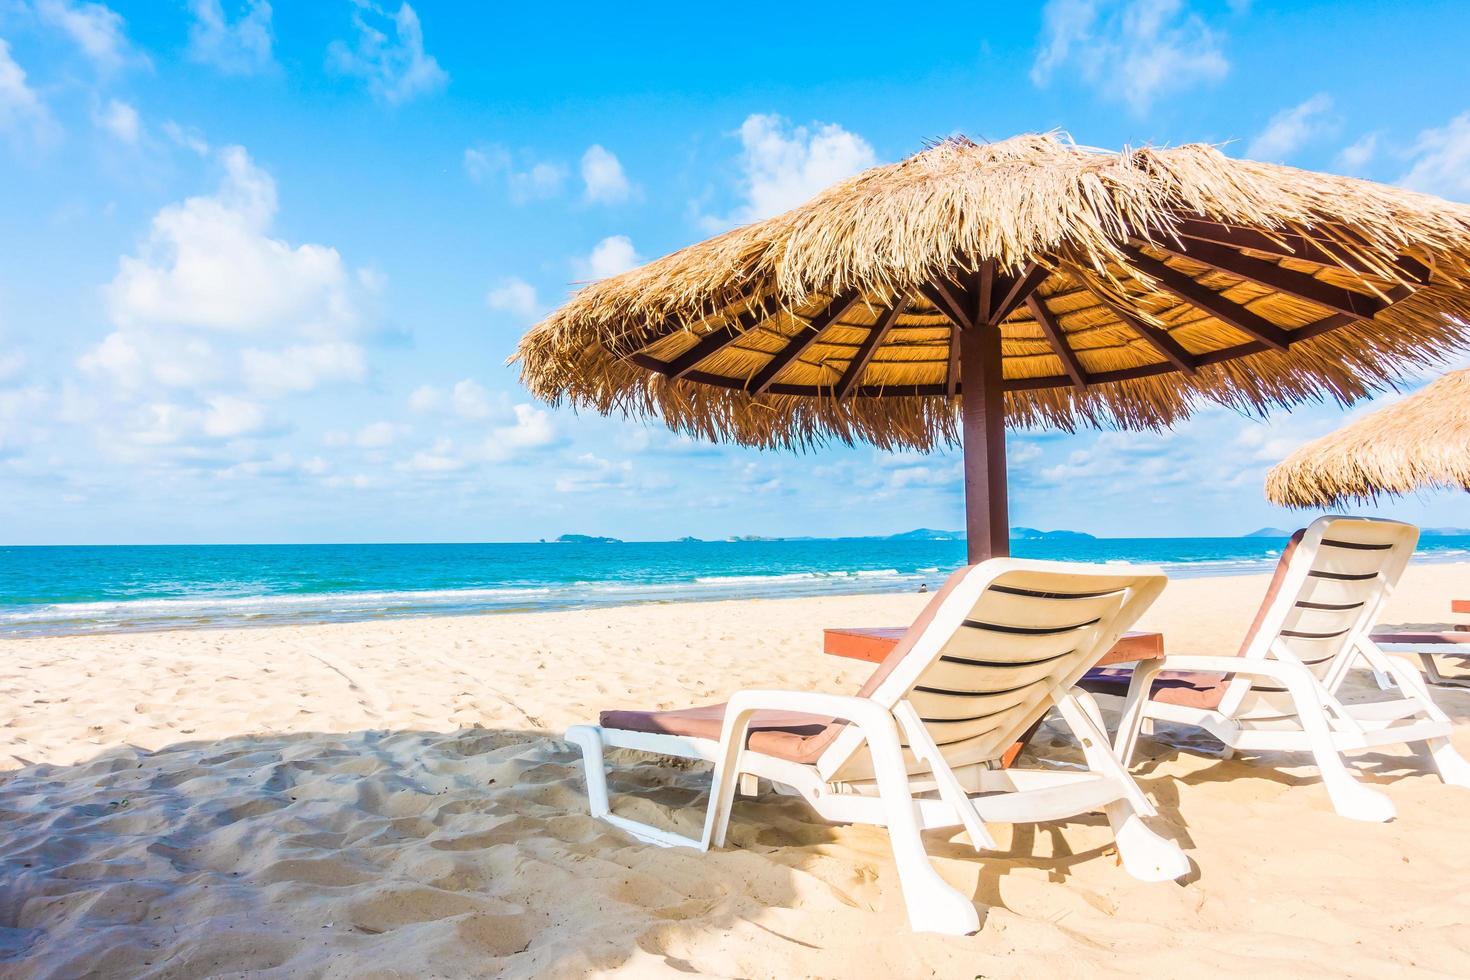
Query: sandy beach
xmin=1 ymin=564 xmax=1468 ymax=977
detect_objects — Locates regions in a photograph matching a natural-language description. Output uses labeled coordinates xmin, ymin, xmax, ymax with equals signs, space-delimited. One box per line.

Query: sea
xmin=2 ymin=535 xmax=1467 ymax=638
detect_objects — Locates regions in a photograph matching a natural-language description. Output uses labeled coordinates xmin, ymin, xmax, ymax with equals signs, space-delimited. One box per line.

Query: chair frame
xmin=567 ymin=559 xmax=1190 ymax=936
xmin=1111 ymin=517 xmax=1470 ymax=823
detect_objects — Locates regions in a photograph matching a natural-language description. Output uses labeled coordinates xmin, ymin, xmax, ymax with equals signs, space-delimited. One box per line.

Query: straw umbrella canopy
xmin=1266 ymin=368 xmax=1470 ymax=506
xmin=515 ymin=134 xmax=1470 ymax=561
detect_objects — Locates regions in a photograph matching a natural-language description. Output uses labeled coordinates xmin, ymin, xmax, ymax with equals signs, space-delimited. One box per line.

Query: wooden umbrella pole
xmin=960 ymin=322 xmax=1009 ymax=562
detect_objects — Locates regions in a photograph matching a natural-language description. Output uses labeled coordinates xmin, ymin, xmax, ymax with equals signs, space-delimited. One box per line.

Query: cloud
xmin=1245 ymin=93 xmax=1335 ymax=163
xmin=407 ymin=384 xmax=443 ymax=413
xmin=354 ymin=420 xmax=401 ymax=448
xmin=581 ymin=144 xmax=633 ymax=204
xmin=201 ymin=395 xmax=268 ymax=438
xmin=36 ymin=0 xmax=146 ymax=74
xmin=555 ymin=453 xmax=634 ymax=493
xmin=1399 ymin=112 xmax=1470 ymax=202
xmin=187 ymin=0 xmax=274 ymax=75
xmin=0 ymin=347 xmax=26 ymax=384
xmin=240 ymin=341 xmax=367 ymax=394
xmin=105 ymin=146 xmax=363 ymax=336
xmin=0 ymin=38 xmax=57 ymax=145
xmin=95 ymin=98 xmax=140 ymax=143
xmin=400 ymin=437 xmax=464 ymax=474
xmin=483 ymin=404 xmax=555 ymax=461
xmin=576 ymin=235 xmax=641 ymax=280
xmin=1336 ymin=132 xmax=1379 ymax=175
xmin=450 ymin=378 xmax=492 ymax=419
xmin=484 ymin=277 xmax=538 ymax=317
xmin=710 ymin=114 xmax=875 ymax=227
xmin=463 ymin=145 xmax=567 ymax=202
xmin=1030 ymin=0 xmax=1229 ymax=115
xmin=327 ymin=1 xmax=447 ymax=105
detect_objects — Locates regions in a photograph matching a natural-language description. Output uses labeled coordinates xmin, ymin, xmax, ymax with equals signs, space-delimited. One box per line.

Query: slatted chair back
xmin=1218 ymin=516 xmax=1418 ymax=719
xmin=816 ymin=560 xmax=1167 ymax=783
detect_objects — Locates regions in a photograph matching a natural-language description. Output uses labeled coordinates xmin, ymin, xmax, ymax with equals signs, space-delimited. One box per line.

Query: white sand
xmin=1 ymin=565 xmax=1468 ymax=977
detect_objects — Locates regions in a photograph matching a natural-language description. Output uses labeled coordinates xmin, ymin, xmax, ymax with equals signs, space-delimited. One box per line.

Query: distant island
xmin=887 ymin=528 xmax=963 ymax=541
xmin=1245 ymin=527 xmax=1292 ymax=538
xmin=554 ymin=534 xmax=623 ymax=544
xmin=1423 ymin=527 xmax=1470 ymax=536
xmin=1009 ymin=527 xmax=1096 ymax=541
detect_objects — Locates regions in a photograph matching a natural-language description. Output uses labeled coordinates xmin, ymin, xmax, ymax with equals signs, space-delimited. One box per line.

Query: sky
xmin=1 ymin=0 xmax=1468 ymax=545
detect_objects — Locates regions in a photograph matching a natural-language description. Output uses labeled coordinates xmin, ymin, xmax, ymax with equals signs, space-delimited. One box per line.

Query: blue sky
xmin=1 ymin=0 xmax=1468 ymax=544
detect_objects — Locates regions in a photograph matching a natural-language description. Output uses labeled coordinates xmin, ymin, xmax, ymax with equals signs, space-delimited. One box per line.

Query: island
xmin=554 ymin=534 xmax=623 ymax=544
xmin=1009 ymin=527 xmax=1096 ymax=541
xmin=1244 ymin=527 xmax=1293 ymax=538
xmin=887 ymin=528 xmax=963 ymax=541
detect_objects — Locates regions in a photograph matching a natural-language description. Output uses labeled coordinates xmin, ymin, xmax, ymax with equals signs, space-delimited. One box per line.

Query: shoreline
xmin=4 ymin=554 xmax=1469 ymax=641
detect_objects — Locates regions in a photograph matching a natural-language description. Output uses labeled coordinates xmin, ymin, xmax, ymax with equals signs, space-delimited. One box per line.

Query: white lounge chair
xmin=1101 ymin=516 xmax=1470 ymax=823
xmin=566 ymin=559 xmax=1189 ymax=936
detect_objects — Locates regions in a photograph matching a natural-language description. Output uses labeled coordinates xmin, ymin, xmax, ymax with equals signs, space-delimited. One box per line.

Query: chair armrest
xmin=725 ymin=689 xmax=893 ymax=730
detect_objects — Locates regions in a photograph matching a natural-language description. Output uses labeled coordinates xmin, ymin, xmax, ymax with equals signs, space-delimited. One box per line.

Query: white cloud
xmin=1245 ymin=93 xmax=1335 ymax=163
xmin=464 ymin=145 xmax=567 ymax=202
xmin=1399 ymin=112 xmax=1470 ymax=202
xmin=201 ymin=395 xmax=267 ymax=438
xmin=483 ymin=404 xmax=555 ymax=461
xmin=581 ymin=144 xmax=632 ymax=204
xmin=451 ymin=378 xmax=492 ymax=419
xmin=95 ymin=98 xmax=140 ymax=144
xmin=106 ymin=146 xmax=363 ymax=336
xmin=1030 ymin=0 xmax=1229 ymax=115
xmin=162 ymin=120 xmax=210 ymax=156
xmin=187 ymin=0 xmax=274 ymax=75
xmin=0 ymin=348 xmax=26 ymax=384
xmin=713 ymin=114 xmax=876 ymax=226
xmin=400 ymin=437 xmax=464 ymax=473
xmin=576 ymin=235 xmax=641 ymax=280
xmin=0 ymin=39 xmax=57 ymax=145
xmin=485 ymin=277 xmax=538 ymax=317
xmin=555 ymin=453 xmax=633 ymax=493
xmin=355 ymin=420 xmax=401 ymax=448
xmin=240 ymin=341 xmax=367 ymax=394
xmin=36 ymin=0 xmax=146 ymax=74
xmin=408 ymin=384 xmax=443 ymax=413
xmin=1336 ymin=132 xmax=1379 ymax=175
xmin=327 ymin=1 xmax=447 ymax=105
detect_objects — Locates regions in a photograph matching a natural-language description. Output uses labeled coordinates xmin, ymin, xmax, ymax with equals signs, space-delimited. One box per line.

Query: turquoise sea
xmin=2 ymin=535 xmax=1467 ymax=638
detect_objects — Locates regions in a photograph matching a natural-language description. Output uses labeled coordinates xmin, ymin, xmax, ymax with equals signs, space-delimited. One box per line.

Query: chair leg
xmin=860 ymin=716 xmax=981 ymax=935
xmin=1067 ymin=691 xmax=1189 ymax=882
xmin=566 ymin=725 xmax=611 ymax=819
xmin=1424 ymin=737 xmax=1470 ymax=788
xmin=1295 ymin=713 xmax=1396 ymax=822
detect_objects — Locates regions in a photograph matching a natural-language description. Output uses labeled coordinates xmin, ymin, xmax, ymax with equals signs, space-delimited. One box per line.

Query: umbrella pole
xmin=959 ymin=323 xmax=1009 ymax=563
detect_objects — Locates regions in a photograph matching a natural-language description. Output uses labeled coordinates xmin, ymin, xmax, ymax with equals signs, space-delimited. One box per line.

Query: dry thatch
xmin=515 ymin=133 xmax=1470 ymax=451
xmin=1266 ymin=368 xmax=1470 ymax=507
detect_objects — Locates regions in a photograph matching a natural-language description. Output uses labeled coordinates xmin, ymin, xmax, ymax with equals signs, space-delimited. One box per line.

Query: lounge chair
xmin=566 ymin=559 xmax=1190 ymax=935
xmin=1091 ymin=516 xmax=1470 ymax=823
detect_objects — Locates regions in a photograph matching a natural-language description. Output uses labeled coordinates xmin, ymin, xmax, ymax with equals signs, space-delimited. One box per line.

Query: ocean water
xmin=2 ymin=536 xmax=1467 ymax=638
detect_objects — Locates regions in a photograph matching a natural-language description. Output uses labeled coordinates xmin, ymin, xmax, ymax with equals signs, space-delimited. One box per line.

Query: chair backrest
xmin=1218 ymin=515 xmax=1418 ymax=718
xmin=816 ymin=559 xmax=1167 ymax=783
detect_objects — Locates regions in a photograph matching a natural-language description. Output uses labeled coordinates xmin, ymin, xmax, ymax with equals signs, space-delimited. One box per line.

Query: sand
xmin=1 ymin=565 xmax=1468 ymax=978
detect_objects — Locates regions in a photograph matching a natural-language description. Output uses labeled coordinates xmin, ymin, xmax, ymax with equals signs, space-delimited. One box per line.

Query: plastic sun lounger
xmin=1370 ymin=627 xmax=1470 ymax=689
xmin=1088 ymin=516 xmax=1470 ymax=823
xmin=567 ymin=559 xmax=1189 ymax=935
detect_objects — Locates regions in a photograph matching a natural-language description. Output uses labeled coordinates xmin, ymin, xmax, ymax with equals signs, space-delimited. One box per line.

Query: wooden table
xmin=822 ymin=627 xmax=1165 ymax=766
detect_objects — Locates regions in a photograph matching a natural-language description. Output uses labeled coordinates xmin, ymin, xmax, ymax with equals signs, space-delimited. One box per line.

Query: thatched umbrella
xmin=1266 ymin=368 xmax=1470 ymax=506
xmin=516 ymin=134 xmax=1470 ymax=561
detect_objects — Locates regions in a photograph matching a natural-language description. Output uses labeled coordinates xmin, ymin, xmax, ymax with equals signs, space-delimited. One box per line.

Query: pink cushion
xmin=599 ymin=704 xmax=838 ymax=763
xmin=1079 ymin=667 xmax=1230 ymax=709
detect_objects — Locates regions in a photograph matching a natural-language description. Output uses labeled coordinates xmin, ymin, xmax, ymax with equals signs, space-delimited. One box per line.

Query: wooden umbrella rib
xmin=920 ymin=279 xmax=975 ymax=331
xmin=945 ymin=324 xmax=962 ymax=396
xmin=1124 ymin=247 xmax=1290 ymax=351
xmin=746 ymin=292 xmax=861 ymax=394
xmin=662 ymin=298 xmax=782 ymax=379
xmin=988 ymin=262 xmax=1051 ymax=326
xmin=1137 ymin=237 xmax=1388 ymax=319
xmin=1026 ymin=295 xmax=1087 ymax=390
xmin=1082 ymin=284 xmax=1199 ymax=375
xmin=1171 ymin=218 xmax=1430 ymax=284
xmin=836 ymin=298 xmax=909 ymax=400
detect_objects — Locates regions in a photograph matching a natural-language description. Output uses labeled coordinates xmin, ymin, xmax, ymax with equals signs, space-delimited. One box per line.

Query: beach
xmin=1 ymin=564 xmax=1467 ymax=977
